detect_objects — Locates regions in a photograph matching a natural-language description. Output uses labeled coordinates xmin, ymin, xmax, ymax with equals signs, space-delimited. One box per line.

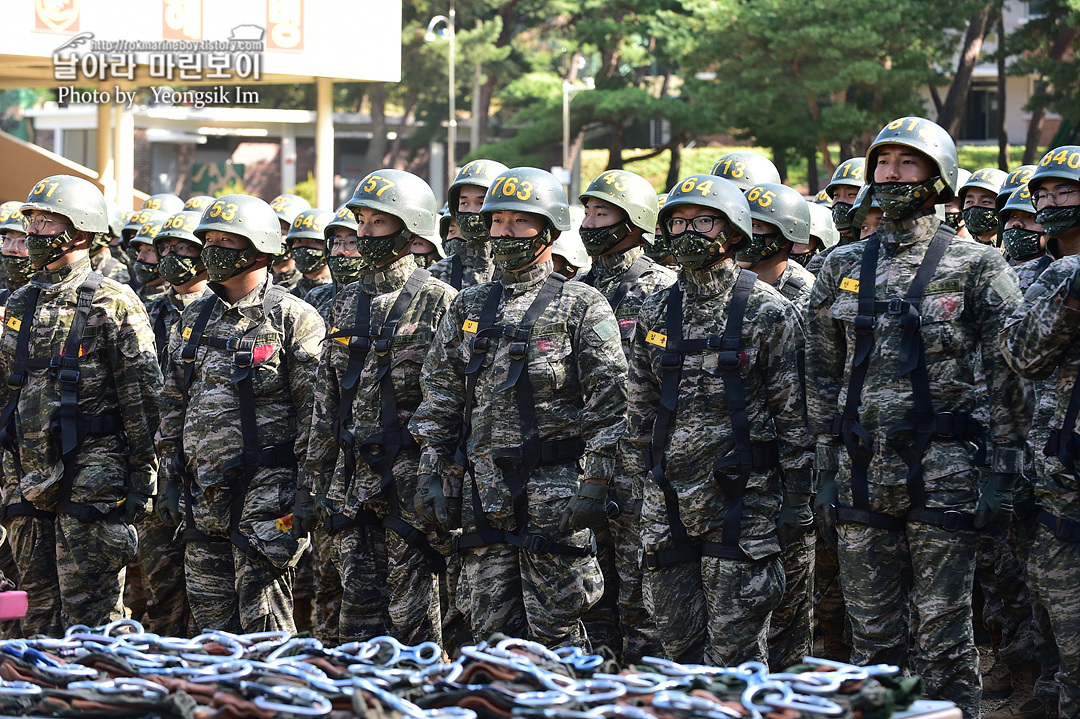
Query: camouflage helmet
xmin=141 ymin=193 xmax=184 ymax=215
xmin=195 ymin=194 xmax=283 ymax=254
xmin=807 ymin=201 xmax=840 ymax=248
xmin=183 ymin=195 xmax=215 ymax=212
xmin=996 ymin=165 xmax=1037 ymax=212
xmin=269 ymin=194 xmax=312 ymax=227
xmin=347 ymin=170 xmax=438 ymax=238
xmin=659 ymin=175 xmax=752 ymax=270
xmin=552 ymin=207 xmax=592 ymax=273
xmin=710 ymin=152 xmax=781 ymax=192
xmin=866 ymin=116 xmax=960 ymax=202
xmin=106 ymin=202 xmax=126 ymax=238
xmin=324 ymin=204 xmax=359 ymax=241
xmin=287 ymin=208 xmax=335 ymax=243
xmin=958 ymin=167 xmax=1007 ymax=206
xmin=0 ymin=203 xmax=24 ymax=235
xmin=448 ymin=159 xmax=509 ymax=216
xmin=745 ymin=183 xmax=810 ymax=245
xmin=1028 ymin=146 xmax=1080 ymax=194
xmin=21 ymin=175 xmax=110 ymax=234
xmin=825 ymin=158 xmax=866 ymax=198
xmin=481 ymin=167 xmax=571 ymax=232
xmin=127 ymin=209 xmax=170 ymax=247
xmin=999 ymin=186 xmax=1036 ymax=220
xmin=155 ymin=211 xmax=203 ymax=247
xmin=579 ymin=169 xmax=659 ymax=236
xmin=438 ymin=203 xmax=453 ymax=241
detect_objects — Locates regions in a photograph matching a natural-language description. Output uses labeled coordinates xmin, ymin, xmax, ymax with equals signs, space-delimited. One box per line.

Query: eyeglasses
xmin=1 ymin=234 xmax=27 ymax=250
xmin=156 ymin=240 xmax=201 ymax=258
xmin=23 ymin=214 xmax=70 ymax=233
xmin=1031 ymin=187 xmax=1079 ymax=207
xmin=328 ymin=236 xmax=359 ymax=253
xmin=664 ymin=215 xmax=725 ymax=234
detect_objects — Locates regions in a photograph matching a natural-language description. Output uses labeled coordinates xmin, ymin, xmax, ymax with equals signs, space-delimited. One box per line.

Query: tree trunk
xmin=996 ymin=10 xmax=1009 ymax=169
xmin=772 ymin=147 xmax=788 ymax=184
xmin=386 ymin=96 xmax=417 ymax=169
xmin=665 ymin=140 xmax=683 ymax=191
xmin=364 ymin=83 xmax=388 ymax=176
xmin=605 ymin=123 xmax=626 ymax=170
xmin=807 ymin=147 xmax=819 ymax=194
xmin=1022 ymin=25 xmax=1080 ymax=164
xmin=938 ymin=2 xmax=994 ymax=137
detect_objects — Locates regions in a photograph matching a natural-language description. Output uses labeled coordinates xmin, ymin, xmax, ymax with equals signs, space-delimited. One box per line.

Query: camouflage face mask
xmin=356 ymin=228 xmax=411 ymax=267
xmin=456 ymin=212 xmax=489 ymax=242
xmin=831 ymin=202 xmax=854 ymax=231
xmin=202 ymin=245 xmax=259 ymax=283
xmin=736 ymin=231 xmax=783 ymax=268
xmin=328 ymin=255 xmax=367 ymax=285
xmin=873 ymin=179 xmax=942 ymax=220
xmin=291 ymin=246 xmax=329 ymax=274
xmin=492 ymin=228 xmax=552 ymax=272
xmin=579 ymin=221 xmax=630 ymax=256
xmin=157 ymin=253 xmax=204 ymax=286
xmin=789 ymin=250 xmax=816 ymax=268
xmin=1001 ymin=228 xmax=1043 ymax=262
xmin=132 ymin=259 xmax=160 ymax=286
xmin=1 ymin=254 xmax=33 ymax=283
xmin=962 ymin=206 xmax=997 ymax=236
xmin=942 ymin=211 xmax=963 ymax=230
xmin=671 ymin=228 xmax=736 ymax=271
xmin=26 ymin=228 xmax=77 ymax=269
xmin=1035 ymin=205 xmax=1080 ymax=238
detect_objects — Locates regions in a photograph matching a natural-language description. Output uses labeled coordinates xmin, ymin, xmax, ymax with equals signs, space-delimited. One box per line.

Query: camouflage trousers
xmin=440 ymin=548 xmax=472 ymax=657
xmin=641 ymin=546 xmax=785 ymax=666
xmin=1013 ymin=511 xmax=1060 ymax=701
xmin=136 ymin=512 xmax=190 ymax=636
xmin=814 ymin=529 xmax=851 ymax=662
xmin=837 ymin=521 xmax=979 ymax=718
xmin=312 ymin=526 xmax=343 ymax=644
xmin=581 ymin=488 xmax=656 ymax=662
xmin=976 ymin=530 xmax=1036 ymax=669
xmin=5 ymin=514 xmax=135 ymax=636
xmin=333 ymin=523 xmax=391 ymax=643
xmin=184 ymin=540 xmax=295 ymax=634
xmin=293 ymin=548 xmax=315 ymax=634
xmin=1028 ymin=522 xmax=1080 ymax=719
xmin=769 ymin=526 xmax=815 ymax=669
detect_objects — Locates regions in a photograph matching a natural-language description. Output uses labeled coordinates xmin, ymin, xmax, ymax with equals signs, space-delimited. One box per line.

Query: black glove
xmin=314 ymin=493 xmax=335 ymax=524
xmin=777 ymin=491 xmax=813 ymax=550
xmin=292 ymin=486 xmax=316 ymax=538
xmin=414 ymin=473 xmax=449 ymax=529
xmin=974 ymin=471 xmax=1015 ymax=530
xmin=155 ymin=479 xmax=182 ymax=527
xmin=125 ymin=492 xmax=152 ymax=525
xmin=814 ymin=470 xmax=839 ymax=551
xmin=559 ymin=480 xmax=609 ymax=532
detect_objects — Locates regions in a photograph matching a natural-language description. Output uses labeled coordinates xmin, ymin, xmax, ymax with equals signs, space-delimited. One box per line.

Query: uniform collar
xmin=35 ymin=254 xmax=91 ymax=288
xmin=460 ymin=239 xmax=493 ymax=261
xmin=500 ymin=259 xmax=553 ymax=289
xmin=680 ymin=258 xmax=740 ymax=297
xmin=360 ymin=253 xmax=417 ymax=296
xmin=593 ymin=244 xmax=642 ymax=273
xmin=879 ymin=208 xmax=940 ymax=249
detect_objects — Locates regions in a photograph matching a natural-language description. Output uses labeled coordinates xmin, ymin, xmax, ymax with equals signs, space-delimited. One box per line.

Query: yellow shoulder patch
xmin=646 ymin=330 xmax=667 ymax=348
xmin=840 ymin=277 xmax=860 ymax=293
xmin=6 ymin=316 xmax=21 ymax=332
xmin=182 ymin=326 xmax=192 ymax=339
xmin=330 ymin=327 xmax=349 ymax=345
xmin=462 ymin=319 xmax=478 ymax=334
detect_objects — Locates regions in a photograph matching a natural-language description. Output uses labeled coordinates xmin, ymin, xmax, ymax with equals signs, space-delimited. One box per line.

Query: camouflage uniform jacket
xmin=410 ymin=259 xmax=628 ymax=526
xmin=273 ymin=265 xmax=301 ymax=291
xmin=145 ymin=286 xmax=213 ymax=365
xmin=0 ymin=256 xmax=162 ymax=511
xmin=305 ymin=281 xmax=342 ymax=325
xmin=305 ymin=255 xmax=456 ymax=516
xmin=774 ymin=261 xmax=815 ymax=318
xmin=157 ymin=275 xmax=324 ymax=495
xmin=294 ymin=274 xmax=331 ymax=301
xmin=627 ymin=260 xmax=812 ymax=559
xmin=999 ymin=253 xmax=1080 ymax=519
xmin=90 ymin=249 xmax=131 ymax=285
xmin=806 ymin=213 xmax=1031 ymax=515
xmin=137 ymin=281 xmax=168 ymax=308
xmin=428 ymin=240 xmax=499 ymax=290
xmin=581 ymin=246 xmax=676 ymax=359
xmin=1015 ymin=254 xmax=1055 ymax=295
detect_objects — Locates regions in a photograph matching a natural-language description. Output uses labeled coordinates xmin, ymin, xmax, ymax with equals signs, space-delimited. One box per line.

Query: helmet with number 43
xmin=579 ymin=169 xmax=659 ymax=254
xmin=659 ymin=174 xmax=752 ymax=270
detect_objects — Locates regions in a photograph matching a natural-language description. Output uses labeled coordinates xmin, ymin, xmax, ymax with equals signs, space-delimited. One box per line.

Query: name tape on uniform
xmin=840 ymin=278 xmax=860 ymax=293
xmin=646 ymin=330 xmax=667 ymax=348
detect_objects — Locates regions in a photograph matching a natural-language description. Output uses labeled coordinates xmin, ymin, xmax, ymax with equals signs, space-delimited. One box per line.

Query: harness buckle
xmin=643 ymin=551 xmax=661 ymax=571
xmin=374 ymin=338 xmax=392 ymax=355
xmin=471 ymin=336 xmax=490 ymax=355
xmin=887 ymin=298 xmax=906 ymax=314
xmin=56 ymin=368 xmax=80 ymax=385
xmin=853 ymin=315 xmax=876 ymax=335
xmin=717 ymin=350 xmax=745 ymax=371
xmin=508 ymin=342 xmax=528 ymax=361
xmin=940 ymin=510 xmax=963 ymax=532
xmin=659 ymin=352 xmax=682 ymax=370
xmin=934 ymin=412 xmax=957 ymax=438
xmin=520 ymin=533 xmax=550 ymax=554
xmin=233 ymin=350 xmax=253 ymax=367
xmin=705 ymin=335 xmax=723 ymax=350
xmin=225 ymin=337 xmax=241 ymax=351
xmin=180 ymin=346 xmax=198 ymax=361
xmin=6 ymin=373 xmax=25 ymax=390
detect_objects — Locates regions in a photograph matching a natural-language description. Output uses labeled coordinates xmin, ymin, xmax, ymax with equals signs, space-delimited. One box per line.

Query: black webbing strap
xmin=457 ymin=274 xmax=590 ymax=557
xmin=152 ymin=301 xmax=172 ymax=357
xmin=779 ymin=273 xmax=806 ymax=301
xmin=1045 ymin=362 xmax=1080 ymax=490
xmin=583 ymin=255 xmax=651 ymax=314
xmin=351 ymin=269 xmax=445 ymax=572
xmin=328 ymin=289 xmax=373 ymax=494
xmin=453 ymin=281 xmax=505 ymax=473
xmin=450 ymin=254 xmax=464 ymax=291
xmin=224 ymin=283 xmax=294 ymax=560
xmin=180 ymin=296 xmax=220 ymax=396
xmin=644 ymin=271 xmax=770 ymax=570
xmin=0 ymin=286 xmax=42 ymax=479
xmin=1038 ymin=509 xmax=1080 ymax=543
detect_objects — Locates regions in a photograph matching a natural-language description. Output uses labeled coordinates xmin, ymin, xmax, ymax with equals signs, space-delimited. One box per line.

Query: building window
xmin=962 ymin=83 xmax=999 ymax=141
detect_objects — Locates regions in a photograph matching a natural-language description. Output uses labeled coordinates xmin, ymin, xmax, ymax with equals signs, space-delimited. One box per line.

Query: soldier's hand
xmin=125 ymin=492 xmax=153 ymax=525
xmin=559 ymin=479 xmax=609 ymax=532
xmin=777 ymin=491 xmax=813 ymax=550
xmin=974 ymin=471 xmax=1015 ymax=531
xmin=292 ymin=487 xmax=316 ymax=538
xmin=314 ymin=493 xmax=335 ymax=524
xmin=414 ymin=474 xmax=449 ymax=528
xmin=814 ymin=470 xmax=840 ymax=551
xmin=156 ymin=481 xmax=182 ymax=527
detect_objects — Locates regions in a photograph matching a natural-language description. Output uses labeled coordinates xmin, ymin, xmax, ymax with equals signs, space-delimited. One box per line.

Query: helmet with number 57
xmin=481 ymin=167 xmax=570 ymax=271
xmin=658 ymin=174 xmax=752 ymax=270
xmin=347 ymin=169 xmax=439 ymax=266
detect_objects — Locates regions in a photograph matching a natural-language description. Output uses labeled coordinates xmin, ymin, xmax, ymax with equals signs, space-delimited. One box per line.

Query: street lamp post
xmin=561 ymin=78 xmax=594 ymax=195
xmin=426 ymin=3 xmax=456 ymax=191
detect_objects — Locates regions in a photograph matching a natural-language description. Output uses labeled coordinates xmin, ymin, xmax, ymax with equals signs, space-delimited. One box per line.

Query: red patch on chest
xmin=535 ymin=338 xmax=553 ymax=353
xmin=252 ymin=344 xmax=276 ymax=364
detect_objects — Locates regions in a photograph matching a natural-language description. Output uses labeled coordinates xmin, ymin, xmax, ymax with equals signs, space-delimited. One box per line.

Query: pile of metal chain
xmin=0 ymin=620 xmax=919 ymax=719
